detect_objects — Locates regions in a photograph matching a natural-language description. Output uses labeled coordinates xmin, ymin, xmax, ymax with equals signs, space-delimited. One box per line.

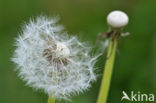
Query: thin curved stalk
xmin=97 ymin=38 xmax=117 ymax=103
xmin=48 ymin=96 xmax=55 ymax=103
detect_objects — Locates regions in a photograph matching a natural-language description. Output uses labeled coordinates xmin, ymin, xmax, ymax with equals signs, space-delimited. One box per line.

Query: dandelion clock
xmin=12 ymin=16 xmax=99 ymax=102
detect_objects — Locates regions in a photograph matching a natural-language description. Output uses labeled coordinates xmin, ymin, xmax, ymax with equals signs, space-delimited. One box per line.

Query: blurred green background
xmin=0 ymin=0 xmax=156 ymax=103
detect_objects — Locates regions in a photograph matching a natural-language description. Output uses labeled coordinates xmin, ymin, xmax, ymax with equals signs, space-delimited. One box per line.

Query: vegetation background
xmin=0 ymin=0 xmax=156 ymax=103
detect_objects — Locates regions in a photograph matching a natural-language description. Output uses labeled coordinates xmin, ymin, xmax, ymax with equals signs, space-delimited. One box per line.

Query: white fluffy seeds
xmin=107 ymin=10 xmax=129 ymax=28
xmin=12 ymin=16 xmax=99 ymax=100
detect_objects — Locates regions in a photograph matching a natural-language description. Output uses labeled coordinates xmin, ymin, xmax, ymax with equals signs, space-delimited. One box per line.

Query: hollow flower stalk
xmin=97 ymin=10 xmax=129 ymax=103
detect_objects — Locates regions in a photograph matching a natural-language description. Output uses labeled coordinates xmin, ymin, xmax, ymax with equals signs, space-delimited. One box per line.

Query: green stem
xmin=97 ymin=37 xmax=117 ymax=103
xmin=48 ymin=96 xmax=55 ymax=103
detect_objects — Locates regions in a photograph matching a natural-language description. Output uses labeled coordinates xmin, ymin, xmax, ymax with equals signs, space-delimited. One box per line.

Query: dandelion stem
xmin=48 ymin=96 xmax=55 ymax=103
xmin=97 ymin=37 xmax=117 ymax=103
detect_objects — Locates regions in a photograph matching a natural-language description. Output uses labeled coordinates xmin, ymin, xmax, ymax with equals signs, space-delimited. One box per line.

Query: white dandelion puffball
xmin=107 ymin=10 xmax=129 ymax=28
xmin=12 ymin=16 xmax=99 ymax=100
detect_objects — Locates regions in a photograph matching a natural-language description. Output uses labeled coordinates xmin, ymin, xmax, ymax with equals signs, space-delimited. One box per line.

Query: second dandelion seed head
xmin=107 ymin=10 xmax=129 ymax=28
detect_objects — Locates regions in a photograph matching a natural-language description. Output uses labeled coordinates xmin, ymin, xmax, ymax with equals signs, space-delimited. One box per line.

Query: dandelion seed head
xmin=12 ymin=16 xmax=98 ymax=100
xmin=107 ymin=10 xmax=129 ymax=28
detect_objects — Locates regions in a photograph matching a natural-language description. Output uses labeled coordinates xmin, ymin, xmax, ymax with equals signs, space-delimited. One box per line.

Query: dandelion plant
xmin=97 ymin=10 xmax=129 ymax=103
xmin=12 ymin=16 xmax=99 ymax=103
